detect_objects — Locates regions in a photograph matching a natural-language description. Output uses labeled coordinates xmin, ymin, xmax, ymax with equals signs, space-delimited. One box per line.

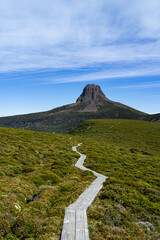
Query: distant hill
xmin=142 ymin=113 xmax=160 ymax=123
xmin=0 ymin=84 xmax=150 ymax=132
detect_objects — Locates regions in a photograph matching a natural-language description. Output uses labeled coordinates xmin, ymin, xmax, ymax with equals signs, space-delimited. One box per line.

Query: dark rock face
xmin=76 ymin=84 xmax=108 ymax=102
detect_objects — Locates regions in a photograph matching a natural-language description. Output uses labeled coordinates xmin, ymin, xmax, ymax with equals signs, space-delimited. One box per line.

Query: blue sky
xmin=0 ymin=0 xmax=160 ymax=116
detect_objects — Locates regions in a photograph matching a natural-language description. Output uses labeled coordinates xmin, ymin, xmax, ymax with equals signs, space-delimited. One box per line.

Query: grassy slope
xmin=1 ymin=119 xmax=160 ymax=240
xmin=0 ymin=127 xmax=95 ymax=240
xmin=0 ymin=100 xmax=147 ymax=133
xmin=72 ymin=119 xmax=160 ymax=240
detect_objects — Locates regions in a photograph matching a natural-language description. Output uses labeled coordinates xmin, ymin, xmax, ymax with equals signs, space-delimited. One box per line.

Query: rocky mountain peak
xmin=76 ymin=84 xmax=108 ymax=102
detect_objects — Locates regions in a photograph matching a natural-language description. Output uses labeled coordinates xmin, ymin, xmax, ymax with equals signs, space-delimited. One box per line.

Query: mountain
xmin=76 ymin=84 xmax=109 ymax=102
xmin=142 ymin=113 xmax=160 ymax=123
xmin=0 ymin=84 xmax=149 ymax=133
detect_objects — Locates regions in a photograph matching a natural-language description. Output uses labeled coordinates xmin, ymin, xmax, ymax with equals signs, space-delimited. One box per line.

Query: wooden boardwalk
xmin=61 ymin=144 xmax=107 ymax=240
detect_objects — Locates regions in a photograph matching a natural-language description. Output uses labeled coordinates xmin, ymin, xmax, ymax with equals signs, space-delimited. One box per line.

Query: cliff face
xmin=76 ymin=84 xmax=110 ymax=102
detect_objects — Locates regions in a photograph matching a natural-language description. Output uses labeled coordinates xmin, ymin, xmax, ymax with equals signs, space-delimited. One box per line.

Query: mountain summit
xmin=76 ymin=84 xmax=109 ymax=102
xmin=0 ymin=84 xmax=149 ymax=133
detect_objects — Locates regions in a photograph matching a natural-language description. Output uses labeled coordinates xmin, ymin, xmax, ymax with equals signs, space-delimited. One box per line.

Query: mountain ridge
xmin=0 ymin=84 xmax=159 ymax=133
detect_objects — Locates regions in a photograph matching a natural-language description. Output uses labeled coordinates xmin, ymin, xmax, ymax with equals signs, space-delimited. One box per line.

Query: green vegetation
xmin=143 ymin=113 xmax=160 ymax=123
xmin=0 ymin=127 xmax=95 ymax=239
xmin=1 ymin=119 xmax=160 ymax=239
xmin=0 ymin=84 xmax=159 ymax=134
xmin=72 ymin=119 xmax=160 ymax=239
xmin=0 ymin=98 xmax=147 ymax=133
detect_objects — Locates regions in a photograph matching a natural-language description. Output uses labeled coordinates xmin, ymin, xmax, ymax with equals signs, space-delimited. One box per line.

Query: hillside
xmin=0 ymin=84 xmax=147 ymax=133
xmin=0 ymin=127 xmax=95 ymax=239
xmin=0 ymin=119 xmax=160 ymax=240
xmin=73 ymin=119 xmax=160 ymax=239
xmin=143 ymin=113 xmax=160 ymax=123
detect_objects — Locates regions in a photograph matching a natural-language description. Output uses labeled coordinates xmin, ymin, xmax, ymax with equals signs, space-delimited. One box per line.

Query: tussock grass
xmin=1 ymin=119 xmax=160 ymax=239
xmin=73 ymin=119 xmax=160 ymax=239
xmin=0 ymin=127 xmax=95 ymax=239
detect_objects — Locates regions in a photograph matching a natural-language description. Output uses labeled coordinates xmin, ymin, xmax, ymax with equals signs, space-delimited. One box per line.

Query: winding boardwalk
xmin=61 ymin=143 xmax=107 ymax=240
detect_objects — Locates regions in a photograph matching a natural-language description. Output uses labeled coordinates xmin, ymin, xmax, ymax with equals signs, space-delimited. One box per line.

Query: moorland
xmin=0 ymin=118 xmax=160 ymax=239
xmin=0 ymin=127 xmax=94 ymax=239
xmin=72 ymin=119 xmax=160 ymax=239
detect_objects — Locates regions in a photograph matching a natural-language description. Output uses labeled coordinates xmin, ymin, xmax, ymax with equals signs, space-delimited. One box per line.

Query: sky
xmin=0 ymin=0 xmax=160 ymax=116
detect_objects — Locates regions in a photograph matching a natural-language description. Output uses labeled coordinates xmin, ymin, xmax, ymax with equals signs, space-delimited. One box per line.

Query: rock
xmin=136 ymin=221 xmax=155 ymax=232
xmin=76 ymin=84 xmax=110 ymax=102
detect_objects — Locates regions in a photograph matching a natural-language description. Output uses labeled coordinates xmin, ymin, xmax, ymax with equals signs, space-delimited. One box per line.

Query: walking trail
xmin=61 ymin=143 xmax=107 ymax=240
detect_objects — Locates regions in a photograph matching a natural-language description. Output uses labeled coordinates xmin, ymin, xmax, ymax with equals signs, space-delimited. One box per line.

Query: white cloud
xmin=46 ymin=67 xmax=160 ymax=84
xmin=110 ymin=82 xmax=160 ymax=90
xmin=0 ymin=0 xmax=160 ymax=80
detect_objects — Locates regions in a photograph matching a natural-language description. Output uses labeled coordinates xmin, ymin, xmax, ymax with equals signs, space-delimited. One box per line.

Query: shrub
xmin=41 ymin=171 xmax=60 ymax=184
xmin=60 ymin=183 xmax=73 ymax=192
xmin=12 ymin=166 xmax=22 ymax=174
xmin=0 ymin=219 xmax=11 ymax=237
xmin=22 ymin=166 xmax=34 ymax=173
xmin=51 ymin=160 xmax=68 ymax=167
xmin=32 ymin=176 xmax=45 ymax=187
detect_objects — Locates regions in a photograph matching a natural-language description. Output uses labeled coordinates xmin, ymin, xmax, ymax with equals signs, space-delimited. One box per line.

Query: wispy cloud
xmin=45 ymin=67 xmax=160 ymax=84
xmin=110 ymin=82 xmax=160 ymax=90
xmin=0 ymin=0 xmax=160 ymax=81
